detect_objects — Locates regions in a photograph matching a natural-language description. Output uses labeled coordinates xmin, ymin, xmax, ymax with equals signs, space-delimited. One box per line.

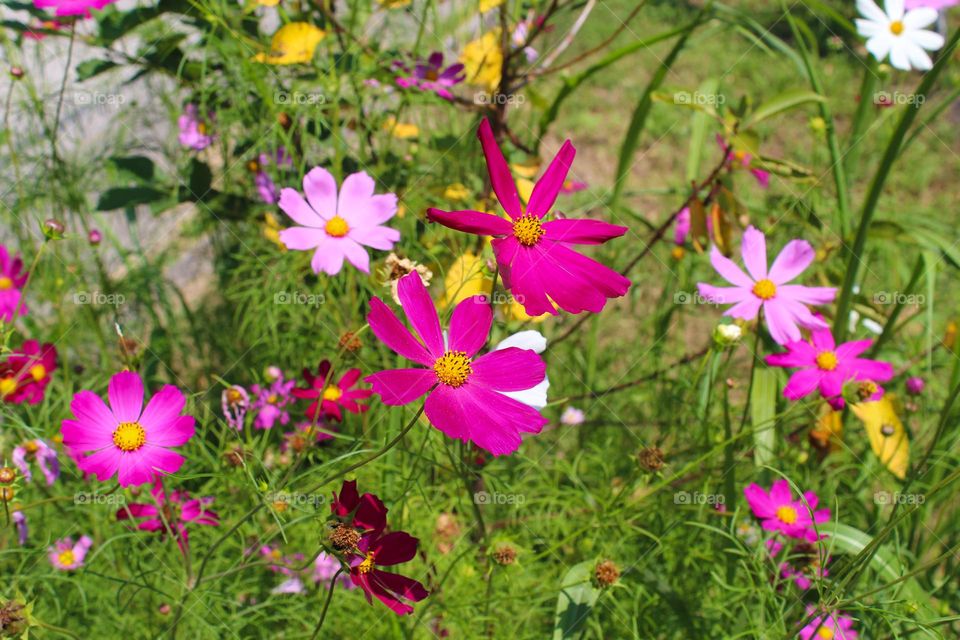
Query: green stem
xmin=309 ymin=568 xmax=343 ymax=640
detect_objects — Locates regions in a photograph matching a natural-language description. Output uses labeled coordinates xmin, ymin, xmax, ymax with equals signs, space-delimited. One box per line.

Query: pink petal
xmin=533 ymin=242 xmax=630 ymax=314
xmin=367 ymin=297 xmax=434 ymax=366
xmin=784 ymin=369 xmax=821 ymax=400
xmin=494 ymin=241 xmax=555 ymax=316
xmin=723 ymin=297 xmax=762 ymax=321
xmin=340 ymin=239 xmax=371 ymax=273
xmin=365 ymin=369 xmax=436 ymax=405
xmin=109 ymin=371 xmax=144 ymax=423
xmin=117 ymin=450 xmax=159 ymax=487
xmin=337 ymin=172 xmax=377 ymax=226
xmin=148 ymin=415 xmax=195 ymax=447
xmin=426 ymin=208 xmax=513 ymax=236
xmin=447 ymin=296 xmax=492 ymax=356
xmin=763 ymin=299 xmax=802 ymax=345
xmin=527 ymin=140 xmax=575 ymax=218
xmin=769 ymin=479 xmax=792 ymax=504
xmin=63 ymin=390 xmax=118 ymax=444
xmin=835 ymin=340 xmax=872 ymax=360
xmin=765 ymin=342 xmax=816 ymax=368
xmin=348 ymin=225 xmax=400 ymax=251
xmin=279 ymin=188 xmax=325 ymax=227
xmin=139 ymin=385 xmax=187 ymax=432
xmin=478 ymin=119 xmax=523 ymax=219
xmin=848 ymin=358 xmax=893 ymax=382
xmin=743 ymin=483 xmax=775 ymax=517
xmin=77 ymin=447 xmax=121 ymax=482
xmin=542 ymin=218 xmax=628 ymax=245
xmin=397 ymin=273 xmax=444 ymax=356
xmin=709 ymin=246 xmax=754 ymax=288
xmin=302 ymin=167 xmax=338 ymax=219
xmin=279 ymin=226 xmax=325 ymax=251
xmin=777 ymin=285 xmax=836 ymax=306
xmin=697 ymin=283 xmax=752 ymax=305
xmin=810 ymin=327 xmax=836 ymax=352
xmin=767 ymin=239 xmax=815 ymax=284
xmin=365 ymin=194 xmax=399 ymax=225
xmin=471 ymin=348 xmax=545 ymax=392
xmin=740 ymin=226 xmax=768 ymax=281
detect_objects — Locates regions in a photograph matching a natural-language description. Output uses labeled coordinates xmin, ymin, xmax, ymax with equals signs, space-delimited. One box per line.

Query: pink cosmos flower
xmin=906 ymin=376 xmax=925 ymax=395
xmin=314 ymin=551 xmax=353 ymax=589
xmin=49 ymin=536 xmax=93 ymax=570
xmin=24 ymin=19 xmax=63 ymax=39
xmin=905 ymin=0 xmax=958 ymax=8
xmin=697 ymin=226 xmax=837 ymax=345
xmin=0 ymin=245 xmax=28 ymax=322
xmin=250 ymin=374 xmax=295 ymax=430
xmin=61 ymin=371 xmax=196 ymax=487
xmin=674 ymin=207 xmax=691 ymax=245
xmin=766 ymin=326 xmax=893 ymax=409
xmin=221 ymin=384 xmax=250 ymax=430
xmin=348 ymin=526 xmax=428 ymax=615
xmin=116 ymin=480 xmax=219 ymax=554
xmin=0 ymin=341 xmax=57 ymax=405
xmin=394 ymin=52 xmax=465 ymax=100
xmin=251 ymin=149 xmax=293 ymax=205
xmin=718 ymin=135 xmax=770 ymax=188
xmin=560 ymin=179 xmax=588 ymax=194
xmin=427 ymin=119 xmax=630 ymax=316
xmin=365 ymin=273 xmax=549 ymax=456
xmin=278 ymin=168 xmax=400 ymax=275
xmin=799 ymin=607 xmax=858 ymax=640
xmin=177 ymin=104 xmax=213 ymax=150
xmin=293 ymin=360 xmax=372 ymax=422
xmin=744 ymin=480 xmax=830 ymax=542
xmin=13 ymin=439 xmax=59 ymax=486
xmin=261 ymin=545 xmax=305 ymax=576
xmin=33 ymin=0 xmax=115 ymax=17
xmin=13 ymin=511 xmax=27 ymax=545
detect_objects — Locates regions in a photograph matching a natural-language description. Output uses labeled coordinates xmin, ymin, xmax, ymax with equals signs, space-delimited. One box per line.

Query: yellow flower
xmin=378 ymin=0 xmax=411 ymax=7
xmin=253 ymin=23 xmax=325 ymax=65
xmin=851 ymin=396 xmax=909 ymax=480
xmin=257 ymin=0 xmax=280 ymax=6
xmin=444 ymin=183 xmax=471 ymax=201
xmin=516 ymin=178 xmax=534 ymax=205
xmin=263 ymin=212 xmax=287 ymax=251
xmin=442 ymin=252 xmax=492 ymax=307
xmin=810 ymin=403 xmax=842 ymax=451
xmin=479 ymin=0 xmax=504 ymax=10
xmin=511 ymin=161 xmax=540 ymax=179
xmin=461 ymin=30 xmax=503 ymax=93
xmin=502 ymin=297 xmax=550 ymax=323
xmin=383 ymin=117 xmax=419 ymax=139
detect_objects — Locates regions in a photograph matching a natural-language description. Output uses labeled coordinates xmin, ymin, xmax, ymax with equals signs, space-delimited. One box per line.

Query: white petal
xmin=885 ymin=0 xmax=904 ymax=21
xmin=906 ymin=29 xmax=945 ymax=51
xmin=866 ymin=34 xmax=893 ymax=62
xmin=856 ymin=18 xmax=887 ymax=37
xmin=857 ymin=0 xmax=889 ymax=22
xmin=904 ymin=41 xmax=934 ymax=69
xmin=500 ymin=376 xmax=549 ymax=409
xmin=889 ymin=40 xmax=913 ymax=70
xmin=903 ymin=7 xmax=937 ymax=30
xmin=495 ymin=330 xmax=547 ymax=354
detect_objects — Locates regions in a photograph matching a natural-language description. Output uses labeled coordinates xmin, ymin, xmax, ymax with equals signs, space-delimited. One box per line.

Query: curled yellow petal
xmin=461 ymin=30 xmax=503 ymax=94
xmin=851 ymin=396 xmax=910 ymax=480
xmin=442 ymin=252 xmax=492 ymax=307
xmin=254 ymin=23 xmax=325 ymax=65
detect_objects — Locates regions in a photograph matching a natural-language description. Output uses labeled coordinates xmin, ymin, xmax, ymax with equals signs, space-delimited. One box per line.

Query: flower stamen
xmin=815 ymin=351 xmax=838 ymax=371
xmin=512 ymin=214 xmax=545 ymax=247
xmin=0 ymin=277 xmax=12 ymax=290
xmin=752 ymin=279 xmax=777 ymax=300
xmin=357 ymin=550 xmax=376 ymax=574
xmin=322 ymin=385 xmax=343 ymax=401
xmin=325 ymin=216 xmax=350 ymax=237
xmin=776 ymin=505 xmax=798 ymax=525
xmin=112 ymin=422 xmax=146 ymax=452
xmin=889 ymin=20 xmax=904 ymax=35
xmin=433 ymin=351 xmax=473 ymax=387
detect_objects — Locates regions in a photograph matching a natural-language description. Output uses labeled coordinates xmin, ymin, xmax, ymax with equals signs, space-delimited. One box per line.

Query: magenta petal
xmin=447 ymin=296 xmax=492 ymax=357
xmin=765 ymin=342 xmax=816 ymax=368
xmin=108 ymin=371 xmax=144 ymax=423
xmin=848 ymin=358 xmax=894 ymax=382
xmin=527 ymin=140 xmax=575 ymax=217
xmin=148 ymin=415 xmax=195 ymax=447
xmin=542 ymin=218 xmax=628 ymax=245
xmin=835 ymin=340 xmax=872 ymax=360
xmin=78 ymin=447 xmax=121 ymax=482
xmin=768 ymin=239 xmax=815 ymax=284
xmin=471 ymin=348 xmax=545 ymax=392
xmin=372 ymin=531 xmax=419 ymax=566
xmin=397 ymin=273 xmax=444 ymax=356
xmin=426 ymin=208 xmax=512 ymax=236
xmin=743 ymin=484 xmax=775 ymax=517
xmin=63 ymin=391 xmax=117 ymax=444
xmin=367 ymin=297 xmax=434 ymax=366
xmin=494 ymin=242 xmax=554 ymax=316
xmin=709 ymin=246 xmax=754 ymax=288
xmin=534 ymin=242 xmax=630 ymax=314
xmin=365 ymin=369 xmax=436 ymax=405
xmin=769 ymin=479 xmax=792 ymax=504
xmin=740 ymin=226 xmax=768 ymax=281
xmin=373 ymin=570 xmax=428 ymax=602
xmin=302 ymin=167 xmax=338 ymax=219
xmin=139 ymin=386 xmax=186 ymax=431
xmin=783 ymin=369 xmax=821 ymax=400
xmin=811 ymin=327 xmax=836 ymax=352
xmin=478 ymin=119 xmax=523 ymax=219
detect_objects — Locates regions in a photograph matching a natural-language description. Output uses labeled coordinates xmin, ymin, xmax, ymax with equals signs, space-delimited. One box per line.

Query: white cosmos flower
xmin=856 ymin=0 xmax=945 ymax=71
xmin=494 ymin=330 xmax=549 ymax=409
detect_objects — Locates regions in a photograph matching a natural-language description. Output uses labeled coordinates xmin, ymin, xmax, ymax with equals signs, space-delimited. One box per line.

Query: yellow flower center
xmin=57 ymin=549 xmax=75 ymax=567
xmin=267 ymin=393 xmax=278 ymax=405
xmin=817 ymin=627 xmax=835 ymax=640
xmin=226 ymin=388 xmax=244 ymax=405
xmin=512 ymin=214 xmax=545 ymax=247
xmin=433 ymin=351 xmax=473 ymax=388
xmin=815 ymin=351 xmax=838 ymax=371
xmin=322 ymin=385 xmax=343 ymax=401
xmin=247 ymin=160 xmax=260 ymax=173
xmin=357 ymin=551 xmax=376 ymax=574
xmin=29 ymin=364 xmax=46 ymax=381
xmin=24 ymin=440 xmax=39 ymax=454
xmin=197 ymin=122 xmax=208 ymax=135
xmin=752 ymin=279 xmax=777 ymax=300
xmin=890 ymin=20 xmax=904 ymax=35
xmin=325 ymin=215 xmax=350 ymax=237
xmin=776 ymin=505 xmax=798 ymax=525
xmin=425 ymin=68 xmax=440 ymax=81
xmin=112 ymin=421 xmax=146 ymax=452
xmin=0 ymin=378 xmax=16 ymax=397
xmin=0 ymin=276 xmax=12 ymax=290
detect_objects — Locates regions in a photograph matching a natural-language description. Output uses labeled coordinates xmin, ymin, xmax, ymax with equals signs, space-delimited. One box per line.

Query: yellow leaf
xmin=253 ymin=23 xmax=325 ymax=65
xmin=461 ymin=30 xmax=503 ymax=93
xmin=851 ymin=396 xmax=910 ymax=480
xmin=383 ymin=117 xmax=419 ymax=139
xmin=516 ymin=178 xmax=534 ymax=205
xmin=443 ymin=183 xmax=471 ymax=201
xmin=377 ymin=0 xmax=411 ymax=7
xmin=479 ymin=0 xmax=504 ymax=11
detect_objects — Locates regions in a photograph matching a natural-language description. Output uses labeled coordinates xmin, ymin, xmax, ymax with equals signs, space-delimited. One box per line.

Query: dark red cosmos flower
xmin=0 ymin=341 xmax=57 ymax=405
xmin=331 ymin=480 xmax=387 ymax=533
xmin=293 ymin=360 xmax=372 ymax=421
xmin=349 ymin=528 xmax=428 ymax=615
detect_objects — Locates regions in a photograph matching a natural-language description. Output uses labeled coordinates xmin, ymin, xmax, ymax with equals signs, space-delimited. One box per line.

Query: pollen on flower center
xmin=0 ymin=276 xmax=12 ymax=290
xmin=433 ymin=351 xmax=473 ymax=387
xmin=815 ymin=351 xmax=838 ymax=371
xmin=425 ymin=69 xmax=440 ymax=81
xmin=752 ymin=279 xmax=777 ymax=300
xmin=322 ymin=385 xmax=342 ymax=401
xmin=197 ymin=122 xmax=208 ymax=135
xmin=776 ymin=505 xmax=798 ymax=525
xmin=357 ymin=550 xmax=376 ymax=574
xmin=29 ymin=364 xmax=46 ymax=381
xmin=57 ymin=550 xmax=75 ymax=566
xmin=0 ymin=378 xmax=16 ymax=397
xmin=817 ymin=628 xmax=835 ymax=640
xmin=513 ymin=214 xmax=545 ymax=246
xmin=112 ymin=421 xmax=146 ymax=452
xmin=325 ymin=215 xmax=350 ymax=237
xmin=890 ymin=20 xmax=904 ymax=35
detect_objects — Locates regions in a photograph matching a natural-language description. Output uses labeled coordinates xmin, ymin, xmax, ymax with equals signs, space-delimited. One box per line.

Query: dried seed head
xmin=0 ymin=600 xmax=26 ymax=635
xmin=637 ymin=446 xmax=665 ymax=472
xmin=0 ymin=468 xmax=15 ymax=484
xmin=338 ymin=331 xmax=362 ymax=352
xmin=594 ymin=560 xmax=620 ymax=587
xmin=491 ymin=543 xmax=517 ymax=566
xmin=329 ymin=523 xmax=361 ymax=552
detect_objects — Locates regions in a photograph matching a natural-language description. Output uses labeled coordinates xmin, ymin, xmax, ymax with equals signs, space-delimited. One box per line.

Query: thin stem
xmin=309 ymin=568 xmax=344 ymax=640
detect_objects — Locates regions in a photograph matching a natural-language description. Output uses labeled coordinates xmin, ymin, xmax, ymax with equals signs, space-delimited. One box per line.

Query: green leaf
xmin=75 ymin=59 xmax=119 ymax=82
xmin=742 ymin=89 xmax=826 ymax=129
xmin=96 ymin=187 xmax=167 ymax=211
xmin=182 ymin=159 xmax=213 ymax=201
xmin=751 ymin=368 xmax=777 ymax=467
xmin=109 ymin=155 xmax=155 ymax=182
xmin=552 ymin=561 xmax=600 ymax=640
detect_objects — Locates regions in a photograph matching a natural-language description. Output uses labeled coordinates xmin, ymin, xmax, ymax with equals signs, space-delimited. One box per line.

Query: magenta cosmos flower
xmin=33 ymin=0 xmax=115 ymax=17
xmin=61 ymin=371 xmax=195 ymax=487
xmin=0 ymin=245 xmax=28 ymax=322
xmin=427 ymin=119 xmax=630 ymax=316
xmin=799 ymin=607 xmax=858 ymax=640
xmin=278 ymin=168 xmax=400 ymax=275
xmin=766 ymin=326 xmax=893 ymax=409
xmin=117 ymin=480 xmax=219 ymax=553
xmin=250 ymin=373 xmax=295 ymax=430
xmin=395 ymin=52 xmax=465 ymax=100
xmin=293 ymin=360 xmax=372 ymax=422
xmin=365 ymin=272 xmax=549 ymax=455
xmin=177 ymin=104 xmax=213 ymax=151
xmin=697 ymin=226 xmax=836 ymax=345
xmin=0 ymin=340 xmax=57 ymax=405
xmin=49 ymin=536 xmax=93 ymax=571
xmin=744 ymin=480 xmax=830 ymax=542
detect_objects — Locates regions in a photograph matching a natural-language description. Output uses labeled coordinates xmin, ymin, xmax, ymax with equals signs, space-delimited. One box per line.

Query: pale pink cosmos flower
xmin=116 ymin=480 xmax=219 ymax=554
xmin=799 ymin=607 xmax=858 ymax=640
xmin=365 ymin=273 xmax=548 ymax=456
xmin=697 ymin=226 xmax=836 ymax=345
xmin=278 ymin=168 xmax=400 ymax=275
xmin=905 ymin=0 xmax=958 ymax=7
xmin=744 ymin=479 xmax=830 ymax=542
xmin=177 ymin=104 xmax=213 ymax=150
xmin=0 ymin=244 xmax=28 ymax=322
xmin=49 ymin=536 xmax=93 ymax=570
xmin=61 ymin=371 xmax=196 ymax=487
xmin=766 ymin=326 xmax=893 ymax=409
xmin=12 ymin=439 xmax=59 ymax=485
xmin=427 ymin=119 xmax=630 ymax=316
xmin=34 ymin=0 xmax=116 ymax=17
